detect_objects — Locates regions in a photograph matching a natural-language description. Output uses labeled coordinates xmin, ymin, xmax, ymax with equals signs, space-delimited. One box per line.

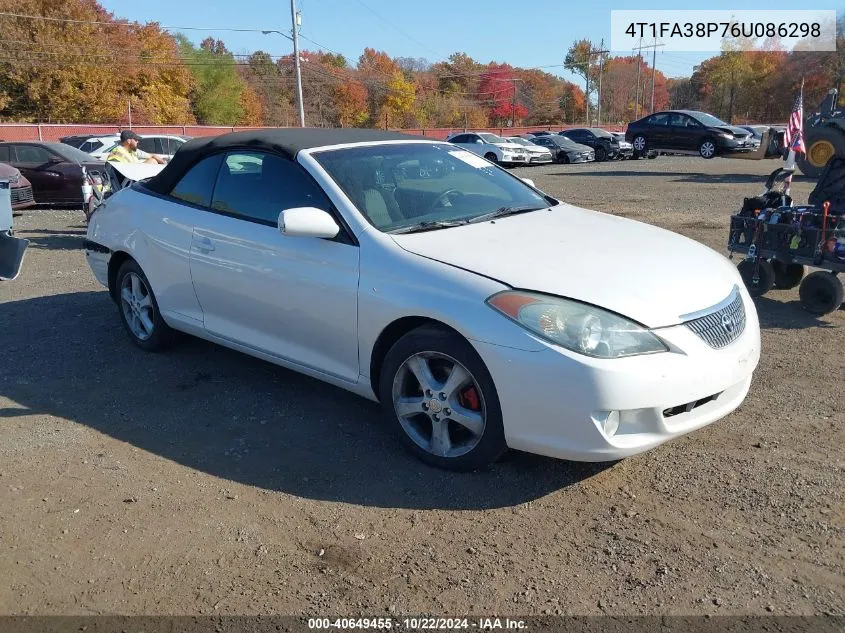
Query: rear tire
xmin=115 ymin=259 xmax=176 ymax=352
xmin=632 ymin=135 xmax=648 ymax=158
xmin=799 ymin=271 xmax=844 ymax=315
xmin=379 ymin=325 xmax=507 ymax=472
xmin=771 ymin=261 xmax=806 ymax=290
xmin=797 ymin=126 xmax=845 ymax=178
xmin=737 ymin=259 xmax=775 ymax=297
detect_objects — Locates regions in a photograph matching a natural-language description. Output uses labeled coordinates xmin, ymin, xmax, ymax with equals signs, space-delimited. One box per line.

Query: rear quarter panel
xmin=87 ymin=187 xmax=203 ymax=325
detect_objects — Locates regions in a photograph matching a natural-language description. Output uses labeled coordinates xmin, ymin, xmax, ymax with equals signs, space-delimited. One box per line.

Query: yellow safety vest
xmin=106 ymin=145 xmax=141 ymax=163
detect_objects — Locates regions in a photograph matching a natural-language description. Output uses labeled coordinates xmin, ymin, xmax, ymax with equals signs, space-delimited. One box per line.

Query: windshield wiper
xmin=390 ymin=220 xmax=469 ymax=234
xmin=468 ymin=205 xmax=545 ymax=224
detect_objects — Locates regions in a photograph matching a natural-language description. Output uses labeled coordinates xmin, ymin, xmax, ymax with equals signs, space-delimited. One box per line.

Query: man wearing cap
xmin=107 ymin=130 xmax=166 ymax=165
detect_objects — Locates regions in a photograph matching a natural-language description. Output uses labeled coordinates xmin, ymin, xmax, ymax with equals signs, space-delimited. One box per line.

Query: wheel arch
xmin=107 ymin=250 xmax=133 ymax=303
xmin=368 ymin=316 xmax=468 ymax=401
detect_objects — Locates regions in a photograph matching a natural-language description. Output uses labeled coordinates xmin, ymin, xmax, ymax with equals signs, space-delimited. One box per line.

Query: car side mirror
xmin=475 ymin=139 xmax=483 ymax=144
xmin=48 ymin=156 xmax=63 ymax=163
xmin=278 ymin=207 xmax=339 ymax=239
xmin=521 ymin=178 xmax=536 ymax=188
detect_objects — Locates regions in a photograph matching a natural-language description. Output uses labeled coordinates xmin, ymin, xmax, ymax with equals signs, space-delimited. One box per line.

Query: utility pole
xmin=128 ymin=98 xmax=132 ymax=129
xmin=290 ymin=0 xmax=305 ymax=127
xmin=581 ymin=43 xmax=609 ymax=126
xmin=597 ymin=38 xmax=605 ymax=126
xmin=634 ymin=36 xmax=642 ymax=120
xmin=633 ymin=39 xmax=664 ymax=115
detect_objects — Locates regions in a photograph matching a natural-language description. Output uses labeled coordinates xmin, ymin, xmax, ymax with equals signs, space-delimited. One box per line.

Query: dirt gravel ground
xmin=0 ymin=156 xmax=843 ymax=618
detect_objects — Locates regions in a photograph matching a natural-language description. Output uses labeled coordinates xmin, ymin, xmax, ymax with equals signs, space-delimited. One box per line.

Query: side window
xmin=449 ymin=135 xmax=468 ymax=144
xmin=168 ymin=138 xmax=185 ymax=154
xmin=16 ymin=145 xmax=52 ymax=163
xmin=647 ymin=114 xmax=670 ymax=126
xmin=0 ymin=145 xmax=10 ymax=162
xmin=170 ymin=153 xmax=224 ymax=207
xmin=535 ymin=137 xmax=550 ymax=146
xmin=210 ymin=151 xmax=330 ymax=225
xmin=137 ymin=138 xmax=157 ymax=154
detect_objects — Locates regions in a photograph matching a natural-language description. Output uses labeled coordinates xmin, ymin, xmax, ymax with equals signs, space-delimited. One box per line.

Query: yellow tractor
xmin=797 ymin=88 xmax=845 ymax=178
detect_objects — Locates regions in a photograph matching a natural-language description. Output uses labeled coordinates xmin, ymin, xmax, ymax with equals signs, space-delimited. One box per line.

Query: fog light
xmin=603 ymin=411 xmax=620 ymax=437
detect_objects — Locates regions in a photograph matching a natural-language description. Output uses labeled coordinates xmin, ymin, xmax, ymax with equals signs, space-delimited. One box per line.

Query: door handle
xmin=194 ymin=237 xmax=215 ymax=253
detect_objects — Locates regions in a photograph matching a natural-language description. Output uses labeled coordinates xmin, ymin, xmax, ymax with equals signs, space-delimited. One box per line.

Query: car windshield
xmin=478 ymin=133 xmax=506 ymax=144
xmin=590 ymin=128 xmax=613 ymax=138
xmin=689 ymin=112 xmax=730 ymax=127
xmin=46 ymin=142 xmax=100 ymax=163
xmin=507 ymin=138 xmax=532 ymax=147
xmin=313 ymin=143 xmax=554 ymax=233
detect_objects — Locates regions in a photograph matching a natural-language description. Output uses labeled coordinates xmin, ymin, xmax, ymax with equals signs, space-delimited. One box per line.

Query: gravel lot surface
xmin=0 ymin=156 xmax=842 ymax=617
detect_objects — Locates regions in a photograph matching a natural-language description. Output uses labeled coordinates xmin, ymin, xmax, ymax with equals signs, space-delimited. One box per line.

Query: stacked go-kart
xmin=729 ymin=157 xmax=845 ymax=315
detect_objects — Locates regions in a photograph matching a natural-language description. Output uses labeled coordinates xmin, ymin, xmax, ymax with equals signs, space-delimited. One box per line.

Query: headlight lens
xmin=719 ymin=132 xmax=734 ymax=139
xmin=487 ymin=291 xmax=668 ymax=358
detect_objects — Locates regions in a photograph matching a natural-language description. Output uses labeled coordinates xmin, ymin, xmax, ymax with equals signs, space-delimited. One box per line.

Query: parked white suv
xmin=91 ymin=134 xmax=189 ymax=162
xmin=446 ymin=132 xmax=529 ymax=166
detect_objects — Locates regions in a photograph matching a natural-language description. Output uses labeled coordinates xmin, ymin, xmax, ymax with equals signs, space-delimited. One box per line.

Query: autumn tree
xmin=477 ymin=64 xmax=526 ymax=126
xmin=564 ymin=39 xmax=606 ymax=124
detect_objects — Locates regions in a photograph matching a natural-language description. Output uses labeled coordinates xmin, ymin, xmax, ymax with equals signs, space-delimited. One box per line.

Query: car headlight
xmin=9 ymin=170 xmax=20 ymax=184
xmin=487 ymin=291 xmax=668 ymax=358
xmin=718 ymin=132 xmax=734 ymax=139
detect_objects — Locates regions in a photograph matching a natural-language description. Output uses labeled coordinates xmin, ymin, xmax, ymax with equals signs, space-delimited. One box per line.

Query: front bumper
xmin=528 ymin=154 xmax=553 ymax=164
xmin=11 ymin=184 xmax=35 ymax=210
xmin=501 ymin=154 xmax=529 ymax=165
xmin=472 ymin=291 xmax=760 ymax=461
xmin=720 ymin=138 xmax=760 ymax=153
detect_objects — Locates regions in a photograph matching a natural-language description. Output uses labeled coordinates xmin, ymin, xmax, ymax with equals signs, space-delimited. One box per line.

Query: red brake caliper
xmin=458 ymin=386 xmax=480 ymax=411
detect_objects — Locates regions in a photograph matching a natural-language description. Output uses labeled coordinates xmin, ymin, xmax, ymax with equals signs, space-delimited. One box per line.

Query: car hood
xmin=712 ymin=125 xmax=752 ymax=139
xmin=563 ymin=142 xmax=593 ymax=153
xmin=495 ymin=142 xmax=526 ymax=151
xmin=391 ymin=204 xmax=738 ymax=328
xmin=521 ymin=145 xmax=551 ymax=154
xmin=0 ymin=162 xmax=19 ymax=178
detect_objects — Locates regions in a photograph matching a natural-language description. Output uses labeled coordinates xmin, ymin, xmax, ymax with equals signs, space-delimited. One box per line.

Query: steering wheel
xmin=428 ymin=189 xmax=464 ymax=213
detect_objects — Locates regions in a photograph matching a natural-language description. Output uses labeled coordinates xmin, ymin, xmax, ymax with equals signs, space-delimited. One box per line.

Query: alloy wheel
xmin=700 ymin=141 xmax=716 ymax=158
xmin=633 ymin=136 xmax=646 ymax=152
xmin=120 ymin=272 xmax=155 ymax=341
xmin=391 ymin=351 xmax=486 ymax=459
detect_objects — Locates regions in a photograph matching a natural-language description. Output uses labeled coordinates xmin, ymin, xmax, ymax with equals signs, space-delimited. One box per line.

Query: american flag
xmin=784 ymin=90 xmax=805 ymax=154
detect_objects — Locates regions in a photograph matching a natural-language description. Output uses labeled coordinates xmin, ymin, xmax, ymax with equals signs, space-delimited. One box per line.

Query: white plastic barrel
xmin=0 ymin=179 xmax=12 ymax=232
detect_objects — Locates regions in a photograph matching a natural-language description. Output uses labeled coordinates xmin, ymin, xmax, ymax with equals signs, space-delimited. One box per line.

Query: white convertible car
xmin=85 ymin=129 xmax=760 ymax=471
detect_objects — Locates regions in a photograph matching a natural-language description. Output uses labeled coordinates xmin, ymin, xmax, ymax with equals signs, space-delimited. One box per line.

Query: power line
xmin=349 ymin=0 xmax=442 ymax=59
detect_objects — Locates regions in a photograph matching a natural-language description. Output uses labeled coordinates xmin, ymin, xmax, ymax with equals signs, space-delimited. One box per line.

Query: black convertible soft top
xmin=144 ymin=128 xmax=423 ymax=195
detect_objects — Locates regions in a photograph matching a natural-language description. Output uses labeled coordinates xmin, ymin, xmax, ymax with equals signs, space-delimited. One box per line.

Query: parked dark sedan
xmin=625 ymin=110 xmax=759 ymax=159
xmin=525 ymin=131 xmax=553 ymax=137
xmin=0 ymin=142 xmax=105 ymax=208
xmin=559 ymin=128 xmax=622 ymax=162
xmin=529 ymin=135 xmax=595 ymax=163
xmin=0 ymin=162 xmax=36 ymax=211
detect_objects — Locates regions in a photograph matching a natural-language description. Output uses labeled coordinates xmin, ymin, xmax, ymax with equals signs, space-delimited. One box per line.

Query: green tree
xmin=178 ymin=34 xmax=245 ymax=125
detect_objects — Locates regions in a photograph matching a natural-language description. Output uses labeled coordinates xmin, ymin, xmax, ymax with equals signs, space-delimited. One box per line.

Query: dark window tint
xmin=15 ymin=145 xmax=53 ymax=163
xmin=137 ymin=137 xmax=160 ymax=154
xmin=449 ymin=135 xmax=469 ymax=144
xmin=166 ymin=138 xmax=184 ymax=154
xmin=170 ymin=153 xmax=224 ymax=207
xmin=646 ymin=113 xmax=671 ymax=126
xmin=210 ymin=151 xmax=330 ymax=224
xmin=0 ymin=146 xmax=10 ymax=162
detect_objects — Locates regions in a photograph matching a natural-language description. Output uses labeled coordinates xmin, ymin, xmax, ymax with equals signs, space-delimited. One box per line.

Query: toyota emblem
xmin=721 ymin=313 xmax=735 ymax=334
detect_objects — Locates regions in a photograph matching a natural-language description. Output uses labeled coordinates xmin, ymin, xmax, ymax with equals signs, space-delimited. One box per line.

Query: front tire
xmin=699 ymin=138 xmax=717 ymax=159
xmin=484 ymin=152 xmax=499 ymax=164
xmin=737 ymin=259 xmax=775 ymax=297
xmin=594 ymin=146 xmax=607 ymax=162
xmin=799 ymin=271 xmax=844 ymax=315
xmin=632 ymin=135 xmax=648 ymax=157
xmin=115 ymin=259 xmax=176 ymax=351
xmin=379 ymin=325 xmax=507 ymax=471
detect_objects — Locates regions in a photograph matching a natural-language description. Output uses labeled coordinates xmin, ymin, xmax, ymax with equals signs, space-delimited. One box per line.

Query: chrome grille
xmin=683 ymin=287 xmax=746 ymax=349
xmin=11 ymin=186 xmax=34 ymax=204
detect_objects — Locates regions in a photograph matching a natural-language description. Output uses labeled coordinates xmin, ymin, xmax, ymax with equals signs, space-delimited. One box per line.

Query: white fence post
xmin=37 ymin=124 xmax=43 ymax=141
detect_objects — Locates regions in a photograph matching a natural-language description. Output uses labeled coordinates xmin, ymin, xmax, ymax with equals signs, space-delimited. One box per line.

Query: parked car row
xmin=61 ymin=133 xmax=189 ymax=161
xmin=445 ymin=127 xmax=649 ymax=166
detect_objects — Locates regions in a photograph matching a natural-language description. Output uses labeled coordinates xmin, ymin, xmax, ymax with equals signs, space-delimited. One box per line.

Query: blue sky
xmin=100 ymin=0 xmax=842 ymax=83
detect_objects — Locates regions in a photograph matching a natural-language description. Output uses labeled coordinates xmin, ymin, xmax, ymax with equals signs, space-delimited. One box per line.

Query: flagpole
xmin=783 ymin=78 xmax=804 ymax=199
